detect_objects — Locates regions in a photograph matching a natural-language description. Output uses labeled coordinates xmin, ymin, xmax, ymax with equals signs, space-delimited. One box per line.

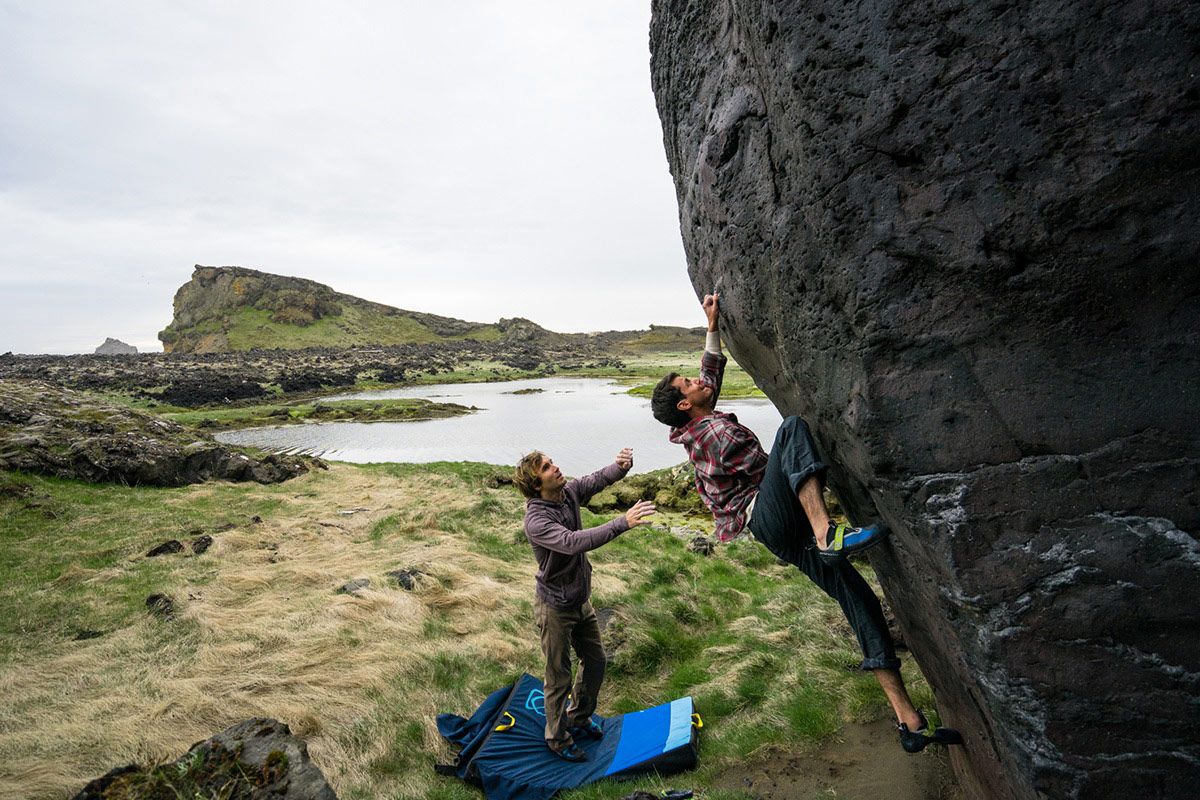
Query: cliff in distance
xmin=159 ymin=265 xmax=697 ymax=354
xmin=160 ymin=265 xmax=511 ymax=353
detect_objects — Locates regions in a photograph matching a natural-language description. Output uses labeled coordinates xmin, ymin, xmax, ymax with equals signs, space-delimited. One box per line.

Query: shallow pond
xmin=215 ymin=377 xmax=784 ymax=473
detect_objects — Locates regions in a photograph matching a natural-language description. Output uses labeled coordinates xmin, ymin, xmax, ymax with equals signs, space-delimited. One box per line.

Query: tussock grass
xmin=0 ymin=463 xmax=933 ymax=800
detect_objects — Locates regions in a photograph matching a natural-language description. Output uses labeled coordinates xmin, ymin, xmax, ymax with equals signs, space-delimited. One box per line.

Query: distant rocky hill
xmin=95 ymin=338 xmax=137 ymax=355
xmin=159 ymin=265 xmax=700 ymax=354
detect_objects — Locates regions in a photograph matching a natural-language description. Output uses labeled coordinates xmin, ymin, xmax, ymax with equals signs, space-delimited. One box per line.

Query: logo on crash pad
xmin=525 ymin=689 xmax=546 ymax=716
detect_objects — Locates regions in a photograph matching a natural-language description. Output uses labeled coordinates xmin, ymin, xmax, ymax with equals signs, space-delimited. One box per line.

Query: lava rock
xmin=338 ymin=578 xmax=370 ymax=595
xmin=650 ymin=2 xmax=1200 ymax=798
xmin=0 ymin=380 xmax=311 ymax=487
xmin=71 ymin=717 xmax=336 ymax=799
xmin=146 ymin=540 xmax=184 ymax=557
xmin=387 ymin=569 xmax=425 ymax=590
xmin=686 ymin=536 xmax=715 ymax=556
xmin=191 ymin=535 xmax=214 ymax=554
xmin=145 ymin=594 xmax=175 ymax=619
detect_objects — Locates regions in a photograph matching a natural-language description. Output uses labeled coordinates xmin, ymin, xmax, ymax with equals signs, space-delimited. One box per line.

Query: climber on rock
xmin=650 ymin=292 xmax=963 ymax=753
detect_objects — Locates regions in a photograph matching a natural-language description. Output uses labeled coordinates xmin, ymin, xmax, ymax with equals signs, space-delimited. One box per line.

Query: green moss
xmin=162 ymin=397 xmax=472 ymax=431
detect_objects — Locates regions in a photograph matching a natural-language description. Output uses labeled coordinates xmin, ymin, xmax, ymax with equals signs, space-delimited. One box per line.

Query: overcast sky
xmin=0 ymin=1 xmax=699 ymax=354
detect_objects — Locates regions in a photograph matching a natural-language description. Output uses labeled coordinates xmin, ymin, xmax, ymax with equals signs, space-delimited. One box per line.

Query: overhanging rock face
xmin=649 ymin=2 xmax=1200 ymax=798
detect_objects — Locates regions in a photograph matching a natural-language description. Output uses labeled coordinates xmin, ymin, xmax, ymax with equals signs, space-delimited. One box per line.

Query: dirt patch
xmin=715 ymin=719 xmax=961 ymax=800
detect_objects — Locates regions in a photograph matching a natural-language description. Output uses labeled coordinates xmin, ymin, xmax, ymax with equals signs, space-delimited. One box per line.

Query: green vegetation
xmin=617 ymin=325 xmax=707 ymax=353
xmin=0 ymin=461 xmax=935 ymax=799
xmin=617 ymin=352 xmax=767 ymax=399
xmin=0 ymin=471 xmax=286 ymax=660
xmin=221 ymin=306 xmax=441 ymax=350
xmin=167 ymin=305 xmax=508 ymax=352
xmin=161 ymin=397 xmax=474 ymax=431
xmin=378 ymin=351 xmax=766 ymax=399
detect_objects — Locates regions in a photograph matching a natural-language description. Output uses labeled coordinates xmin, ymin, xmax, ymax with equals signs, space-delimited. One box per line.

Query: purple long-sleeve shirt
xmin=523 ymin=462 xmax=630 ymax=609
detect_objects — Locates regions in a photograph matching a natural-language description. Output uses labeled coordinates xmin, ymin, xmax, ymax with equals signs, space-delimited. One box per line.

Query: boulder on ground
xmin=586 ymin=464 xmax=707 ymax=515
xmin=650 ymin=2 xmax=1200 ymax=797
xmin=71 ymin=717 xmax=336 ymax=799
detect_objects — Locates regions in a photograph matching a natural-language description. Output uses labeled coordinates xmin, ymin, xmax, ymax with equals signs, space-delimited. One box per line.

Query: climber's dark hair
xmin=651 ymin=372 xmax=691 ymax=428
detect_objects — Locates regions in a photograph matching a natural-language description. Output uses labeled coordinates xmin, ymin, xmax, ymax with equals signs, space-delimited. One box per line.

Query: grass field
xmin=0 ymin=461 xmax=935 ymax=800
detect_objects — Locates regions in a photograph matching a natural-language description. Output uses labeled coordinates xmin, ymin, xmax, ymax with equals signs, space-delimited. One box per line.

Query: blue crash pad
xmin=437 ymin=673 xmax=698 ymax=800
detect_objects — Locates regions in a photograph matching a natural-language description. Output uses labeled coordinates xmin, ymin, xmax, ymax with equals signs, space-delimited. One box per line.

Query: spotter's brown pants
xmin=534 ymin=598 xmax=606 ymax=750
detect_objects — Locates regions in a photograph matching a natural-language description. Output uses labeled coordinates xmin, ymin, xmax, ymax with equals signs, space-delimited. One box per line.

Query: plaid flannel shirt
xmin=668 ymin=350 xmax=768 ymax=541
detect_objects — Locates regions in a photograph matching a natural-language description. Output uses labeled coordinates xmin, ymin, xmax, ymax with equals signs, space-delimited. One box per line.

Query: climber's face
xmin=671 ymin=374 xmax=713 ymax=414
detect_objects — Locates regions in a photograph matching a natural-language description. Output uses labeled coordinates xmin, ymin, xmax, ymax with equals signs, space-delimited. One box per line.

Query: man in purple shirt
xmin=515 ymin=448 xmax=656 ymax=762
xmin=651 ymin=293 xmax=961 ymax=754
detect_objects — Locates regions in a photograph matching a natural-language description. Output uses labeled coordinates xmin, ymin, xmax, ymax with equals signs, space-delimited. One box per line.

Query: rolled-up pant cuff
xmin=861 ymin=656 xmax=902 ymax=671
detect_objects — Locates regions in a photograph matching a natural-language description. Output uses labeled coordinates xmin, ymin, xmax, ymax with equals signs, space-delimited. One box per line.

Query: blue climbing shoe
xmin=568 ymin=719 xmax=604 ymax=740
xmin=552 ymin=742 xmax=587 ymax=762
xmin=898 ymin=712 xmax=964 ymax=752
xmin=817 ymin=522 xmax=890 ymax=564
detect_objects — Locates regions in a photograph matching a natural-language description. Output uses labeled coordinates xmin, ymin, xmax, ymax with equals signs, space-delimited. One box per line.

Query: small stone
xmin=73 ymin=630 xmax=103 ymax=641
xmin=669 ymin=525 xmax=706 ymax=540
xmin=191 ymin=535 xmax=214 ymax=554
xmin=387 ymin=568 xmax=425 ymax=590
xmin=686 ymin=536 xmax=715 ymax=556
xmin=338 ymin=578 xmax=370 ymax=595
xmin=146 ymin=594 xmax=175 ymax=619
xmin=146 ymin=540 xmax=184 ymax=557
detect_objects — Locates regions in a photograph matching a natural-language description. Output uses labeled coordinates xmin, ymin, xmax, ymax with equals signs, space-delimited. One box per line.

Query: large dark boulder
xmin=650 ymin=2 xmax=1200 ymax=799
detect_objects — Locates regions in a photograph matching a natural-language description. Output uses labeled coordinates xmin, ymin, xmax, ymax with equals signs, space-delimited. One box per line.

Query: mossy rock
xmin=587 ymin=464 xmax=706 ymax=515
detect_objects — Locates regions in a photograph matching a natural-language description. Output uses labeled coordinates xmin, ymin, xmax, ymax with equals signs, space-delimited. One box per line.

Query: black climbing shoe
xmin=817 ymin=522 xmax=890 ymax=565
xmin=898 ymin=712 xmax=964 ymax=753
xmin=552 ymin=742 xmax=587 ymax=762
xmin=569 ymin=719 xmax=605 ymax=740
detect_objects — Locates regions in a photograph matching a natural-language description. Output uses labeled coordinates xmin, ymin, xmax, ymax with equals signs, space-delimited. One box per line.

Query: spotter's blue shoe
xmin=568 ymin=719 xmax=605 ymax=740
xmin=551 ymin=742 xmax=587 ymax=762
xmin=817 ymin=522 xmax=890 ymax=564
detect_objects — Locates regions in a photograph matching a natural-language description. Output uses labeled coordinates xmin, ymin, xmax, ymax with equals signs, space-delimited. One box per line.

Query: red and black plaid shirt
xmin=668 ymin=350 xmax=768 ymax=541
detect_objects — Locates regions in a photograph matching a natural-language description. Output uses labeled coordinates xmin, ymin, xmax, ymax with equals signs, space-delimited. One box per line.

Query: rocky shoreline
xmin=0 ymin=340 xmax=624 ymax=408
xmin=0 ymin=380 xmax=315 ymax=486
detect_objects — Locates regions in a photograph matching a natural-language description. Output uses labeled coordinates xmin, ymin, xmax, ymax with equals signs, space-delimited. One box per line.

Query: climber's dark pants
xmin=748 ymin=416 xmax=901 ymax=671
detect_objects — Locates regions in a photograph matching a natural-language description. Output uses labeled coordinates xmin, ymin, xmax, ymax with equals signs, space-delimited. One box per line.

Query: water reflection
xmin=215 ymin=377 xmax=783 ymax=473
